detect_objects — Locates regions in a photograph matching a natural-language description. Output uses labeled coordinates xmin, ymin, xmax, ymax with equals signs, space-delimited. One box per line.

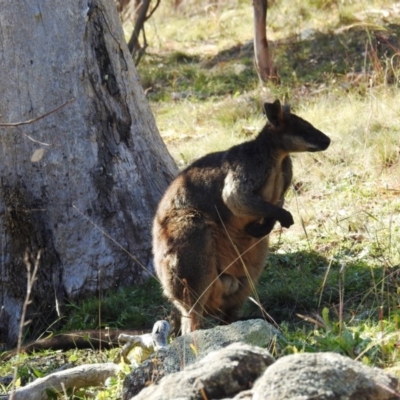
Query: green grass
xmin=2 ymin=0 xmax=400 ymax=398
xmin=61 ymin=278 xmax=168 ymax=331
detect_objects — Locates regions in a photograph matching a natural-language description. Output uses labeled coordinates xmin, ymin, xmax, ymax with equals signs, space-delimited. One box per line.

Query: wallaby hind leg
xmin=155 ymin=211 xmax=219 ymax=335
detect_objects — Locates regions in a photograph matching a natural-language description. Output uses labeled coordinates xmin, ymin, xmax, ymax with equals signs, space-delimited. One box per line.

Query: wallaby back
xmin=153 ymin=100 xmax=330 ymax=334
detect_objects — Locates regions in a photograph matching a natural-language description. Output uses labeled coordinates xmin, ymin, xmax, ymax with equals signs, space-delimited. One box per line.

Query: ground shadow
xmin=242 ymin=249 xmax=397 ymax=328
xmin=204 ymin=23 xmax=400 ymax=83
xmin=140 ymin=22 xmax=400 ymax=100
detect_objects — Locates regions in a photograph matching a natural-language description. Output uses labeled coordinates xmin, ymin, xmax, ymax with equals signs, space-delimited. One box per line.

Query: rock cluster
xmin=122 ymin=319 xmax=399 ymax=400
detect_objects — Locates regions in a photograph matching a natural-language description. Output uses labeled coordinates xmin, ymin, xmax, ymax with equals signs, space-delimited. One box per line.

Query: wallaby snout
xmin=307 ymin=129 xmax=331 ymax=152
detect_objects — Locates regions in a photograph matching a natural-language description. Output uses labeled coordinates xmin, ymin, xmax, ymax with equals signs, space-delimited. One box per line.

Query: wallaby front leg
xmin=222 ymin=173 xmax=294 ymax=228
xmin=245 ymin=218 xmax=277 ymax=238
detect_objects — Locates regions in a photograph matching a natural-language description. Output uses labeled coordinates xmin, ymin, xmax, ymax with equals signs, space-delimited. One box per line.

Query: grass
xmin=2 ymin=0 xmax=400 ymax=397
xmin=61 ymin=278 xmax=167 ymax=332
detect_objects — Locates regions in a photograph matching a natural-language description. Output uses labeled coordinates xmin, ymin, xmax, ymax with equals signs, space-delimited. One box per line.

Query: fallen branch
xmin=0 ymin=98 xmax=75 ymax=127
xmin=1 ymin=328 xmax=151 ymax=362
xmin=9 ymin=363 xmax=120 ymax=400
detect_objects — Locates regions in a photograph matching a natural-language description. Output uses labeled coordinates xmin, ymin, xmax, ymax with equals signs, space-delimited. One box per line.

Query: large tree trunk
xmin=0 ymin=0 xmax=177 ymax=347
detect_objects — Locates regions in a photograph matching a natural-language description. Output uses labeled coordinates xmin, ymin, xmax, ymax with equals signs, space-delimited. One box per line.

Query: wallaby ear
xmin=263 ymin=99 xmax=284 ymax=126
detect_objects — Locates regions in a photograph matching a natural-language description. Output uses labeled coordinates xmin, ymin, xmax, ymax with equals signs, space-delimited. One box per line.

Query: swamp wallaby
xmin=153 ymin=100 xmax=331 ymax=334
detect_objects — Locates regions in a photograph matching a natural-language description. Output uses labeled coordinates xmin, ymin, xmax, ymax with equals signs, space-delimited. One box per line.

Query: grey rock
xmin=131 ymin=342 xmax=275 ymax=400
xmin=122 ymin=319 xmax=279 ymax=399
xmin=168 ymin=318 xmax=280 ymax=368
xmin=251 ymin=352 xmax=399 ymax=400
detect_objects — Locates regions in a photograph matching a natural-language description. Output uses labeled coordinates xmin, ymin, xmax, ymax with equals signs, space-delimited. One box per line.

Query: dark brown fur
xmin=153 ymin=100 xmax=330 ymax=334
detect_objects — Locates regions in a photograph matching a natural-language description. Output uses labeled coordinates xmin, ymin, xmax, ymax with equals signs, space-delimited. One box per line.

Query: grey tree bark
xmin=0 ymin=0 xmax=177 ymax=347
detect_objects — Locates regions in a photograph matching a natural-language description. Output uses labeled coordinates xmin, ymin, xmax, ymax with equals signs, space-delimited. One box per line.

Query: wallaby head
xmin=263 ymin=99 xmax=331 ymax=153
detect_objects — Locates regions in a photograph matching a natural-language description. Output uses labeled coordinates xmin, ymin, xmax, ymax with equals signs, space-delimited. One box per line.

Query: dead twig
xmin=0 ymin=98 xmax=75 ymax=127
xmin=9 ymin=249 xmax=42 ymax=400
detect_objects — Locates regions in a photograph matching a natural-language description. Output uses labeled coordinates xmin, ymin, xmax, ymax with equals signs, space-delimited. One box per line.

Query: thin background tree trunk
xmin=0 ymin=0 xmax=177 ymax=347
xmin=253 ymin=0 xmax=277 ymax=82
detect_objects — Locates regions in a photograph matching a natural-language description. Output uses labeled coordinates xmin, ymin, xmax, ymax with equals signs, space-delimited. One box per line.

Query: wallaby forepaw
xmin=278 ymin=210 xmax=294 ymax=228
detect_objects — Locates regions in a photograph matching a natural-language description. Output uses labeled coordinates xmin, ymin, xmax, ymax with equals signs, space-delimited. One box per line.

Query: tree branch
xmin=127 ymin=0 xmax=151 ymax=54
xmin=145 ymin=0 xmax=161 ymax=22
